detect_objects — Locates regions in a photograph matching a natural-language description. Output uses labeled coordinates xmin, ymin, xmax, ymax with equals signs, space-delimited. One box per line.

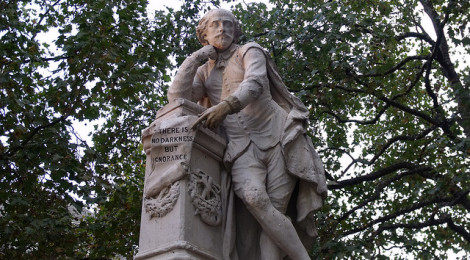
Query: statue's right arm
xmin=167 ymin=45 xmax=216 ymax=102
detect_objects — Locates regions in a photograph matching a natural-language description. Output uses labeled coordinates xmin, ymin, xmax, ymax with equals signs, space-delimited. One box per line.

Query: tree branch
xmin=373 ymin=215 xmax=448 ymax=236
xmin=319 ymin=147 xmax=368 ymax=179
xmin=446 ymin=217 xmax=470 ymax=243
xmin=376 ymin=94 xmax=445 ymax=127
xmin=31 ymin=0 xmax=62 ymax=39
xmin=368 ymin=124 xmax=438 ymax=165
xmin=372 ymin=213 xmax=470 ymax=244
xmin=24 ymin=55 xmax=70 ymax=63
xmin=420 ymin=0 xmax=470 ymax=139
xmin=359 ymin=55 xmax=429 ymax=77
xmin=344 ymin=196 xmax=452 ymax=238
xmin=335 ymin=166 xmax=430 ymax=225
xmin=395 ymin=32 xmax=435 ymax=45
xmin=390 ymin=60 xmax=427 ymax=101
xmin=321 ymin=103 xmax=391 ymax=125
xmin=4 ymin=115 xmax=69 ymax=159
xmin=328 ymin=162 xmax=432 ymax=189
xmin=344 ymin=69 xmax=442 ymax=127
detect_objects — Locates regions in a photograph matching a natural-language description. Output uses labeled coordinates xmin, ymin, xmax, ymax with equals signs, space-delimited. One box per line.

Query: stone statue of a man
xmin=168 ymin=9 xmax=327 ymax=260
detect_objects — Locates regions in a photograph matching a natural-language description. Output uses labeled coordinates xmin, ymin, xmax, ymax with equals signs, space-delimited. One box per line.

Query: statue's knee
xmin=242 ymin=187 xmax=270 ymax=210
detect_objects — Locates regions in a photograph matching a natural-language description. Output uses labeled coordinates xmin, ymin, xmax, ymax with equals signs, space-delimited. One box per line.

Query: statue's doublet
xmin=195 ymin=43 xmax=288 ymax=163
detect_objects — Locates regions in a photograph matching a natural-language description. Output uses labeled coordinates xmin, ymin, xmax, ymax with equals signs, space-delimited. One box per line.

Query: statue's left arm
xmin=225 ymin=47 xmax=268 ymax=110
xmin=193 ymin=47 xmax=268 ymax=129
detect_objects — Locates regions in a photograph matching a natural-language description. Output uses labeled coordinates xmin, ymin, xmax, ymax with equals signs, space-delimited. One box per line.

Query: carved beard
xmin=211 ymin=34 xmax=232 ymax=51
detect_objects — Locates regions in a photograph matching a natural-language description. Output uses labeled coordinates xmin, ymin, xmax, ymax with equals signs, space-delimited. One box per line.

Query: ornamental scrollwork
xmin=188 ymin=169 xmax=222 ymax=226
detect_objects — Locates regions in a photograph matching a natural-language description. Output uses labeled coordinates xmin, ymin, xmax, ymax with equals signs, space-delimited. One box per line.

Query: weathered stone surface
xmin=137 ymin=8 xmax=327 ymax=260
xmin=136 ymin=99 xmax=226 ymax=260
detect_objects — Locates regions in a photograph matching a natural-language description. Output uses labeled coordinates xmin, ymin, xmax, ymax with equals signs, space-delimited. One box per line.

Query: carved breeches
xmin=231 ymin=142 xmax=296 ymax=213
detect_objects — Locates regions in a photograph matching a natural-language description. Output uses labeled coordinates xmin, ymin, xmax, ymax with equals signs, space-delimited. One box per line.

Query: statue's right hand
xmin=194 ymin=45 xmax=217 ymax=61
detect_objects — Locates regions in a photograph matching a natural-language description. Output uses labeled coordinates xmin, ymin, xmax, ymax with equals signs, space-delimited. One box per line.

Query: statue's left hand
xmin=192 ymin=101 xmax=232 ymax=129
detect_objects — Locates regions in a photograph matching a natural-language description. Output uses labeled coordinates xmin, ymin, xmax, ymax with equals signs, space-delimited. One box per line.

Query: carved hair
xmin=196 ymin=9 xmax=243 ymax=45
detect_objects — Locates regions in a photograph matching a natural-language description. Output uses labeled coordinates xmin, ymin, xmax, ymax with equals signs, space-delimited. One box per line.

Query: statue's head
xmin=196 ymin=9 xmax=242 ymax=51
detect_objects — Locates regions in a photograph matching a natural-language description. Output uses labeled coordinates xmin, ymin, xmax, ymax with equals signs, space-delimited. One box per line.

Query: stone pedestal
xmin=135 ymin=99 xmax=227 ymax=260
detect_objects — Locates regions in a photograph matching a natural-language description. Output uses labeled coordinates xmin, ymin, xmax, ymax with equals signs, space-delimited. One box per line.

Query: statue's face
xmin=204 ymin=12 xmax=235 ymax=52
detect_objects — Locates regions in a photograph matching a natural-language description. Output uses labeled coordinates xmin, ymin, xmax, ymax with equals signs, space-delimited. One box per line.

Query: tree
xmin=1 ymin=0 xmax=170 ymax=258
xmin=1 ymin=0 xmax=468 ymax=259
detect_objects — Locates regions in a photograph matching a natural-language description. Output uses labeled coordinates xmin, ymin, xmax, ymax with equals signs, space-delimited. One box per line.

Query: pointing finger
xmin=191 ymin=113 xmax=208 ymax=129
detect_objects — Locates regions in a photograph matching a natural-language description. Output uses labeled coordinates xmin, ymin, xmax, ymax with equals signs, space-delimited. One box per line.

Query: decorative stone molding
xmin=188 ymin=169 xmax=222 ymax=226
xmin=144 ymin=181 xmax=180 ymax=219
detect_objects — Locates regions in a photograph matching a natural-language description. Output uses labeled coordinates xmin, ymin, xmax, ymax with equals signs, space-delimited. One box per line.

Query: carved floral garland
xmin=144 ymin=181 xmax=180 ymax=219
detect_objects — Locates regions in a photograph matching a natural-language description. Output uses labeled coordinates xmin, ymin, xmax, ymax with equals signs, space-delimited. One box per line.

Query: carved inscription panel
xmin=150 ymin=117 xmax=196 ymax=175
xmin=144 ymin=116 xmax=197 ymax=199
xmin=152 ymin=126 xmax=192 ymax=164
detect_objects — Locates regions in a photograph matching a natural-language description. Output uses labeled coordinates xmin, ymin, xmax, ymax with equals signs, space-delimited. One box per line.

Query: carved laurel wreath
xmin=144 ymin=181 xmax=180 ymax=219
xmin=188 ymin=169 xmax=222 ymax=226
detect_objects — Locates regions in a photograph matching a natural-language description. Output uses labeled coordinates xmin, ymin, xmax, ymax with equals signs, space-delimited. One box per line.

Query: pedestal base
xmin=135 ymin=240 xmax=220 ymax=260
xmin=136 ymin=99 xmax=226 ymax=260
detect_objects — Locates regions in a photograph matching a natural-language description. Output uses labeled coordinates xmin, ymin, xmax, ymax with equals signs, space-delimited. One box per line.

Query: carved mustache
xmin=213 ymin=33 xmax=231 ymax=38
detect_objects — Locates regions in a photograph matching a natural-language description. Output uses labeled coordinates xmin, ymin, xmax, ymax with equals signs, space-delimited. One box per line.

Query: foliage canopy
xmin=1 ymin=0 xmax=469 ymax=258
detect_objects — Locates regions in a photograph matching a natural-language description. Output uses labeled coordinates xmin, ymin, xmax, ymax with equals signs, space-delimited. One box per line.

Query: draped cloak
xmin=220 ymin=42 xmax=328 ymax=259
